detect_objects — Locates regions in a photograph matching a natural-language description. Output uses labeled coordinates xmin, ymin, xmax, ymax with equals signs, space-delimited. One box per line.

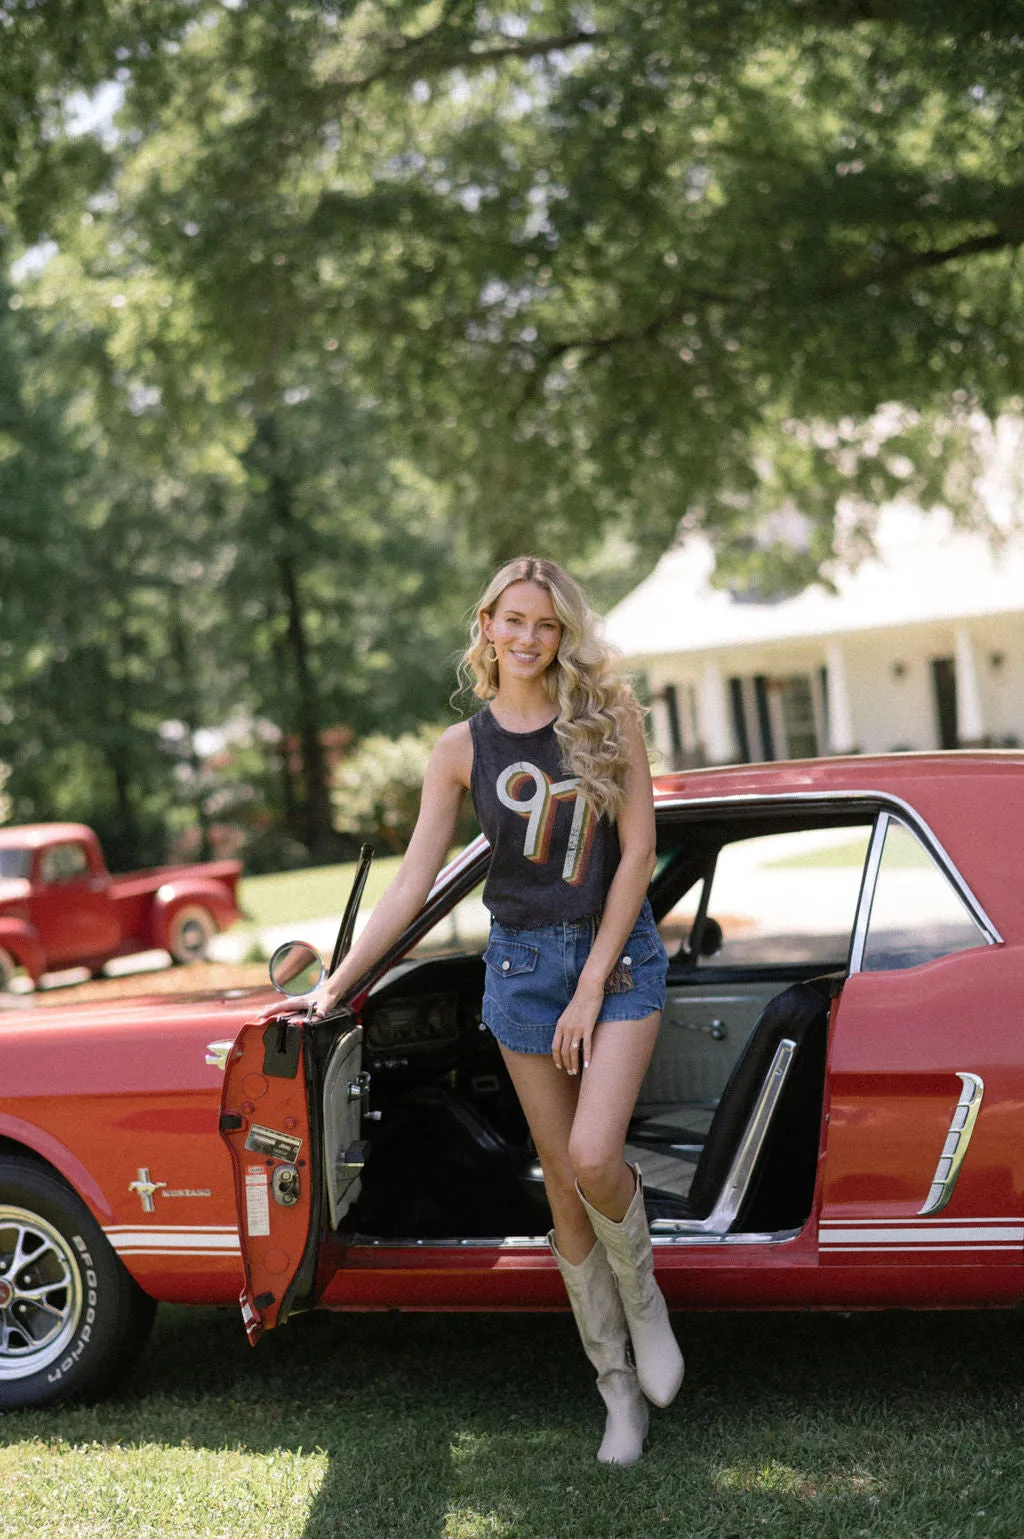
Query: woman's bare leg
xmin=499 ymin=1013 xmax=661 ymax=1254
xmin=497 ymin=1045 xmax=594 ymax=1263
xmin=569 ymin=1012 xmax=662 ymax=1219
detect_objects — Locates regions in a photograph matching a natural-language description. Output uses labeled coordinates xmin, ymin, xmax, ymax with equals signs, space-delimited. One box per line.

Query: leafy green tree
xmin=332 ymin=724 xmax=478 ymax=853
xmin=2 ymin=1 xmax=1023 ymax=857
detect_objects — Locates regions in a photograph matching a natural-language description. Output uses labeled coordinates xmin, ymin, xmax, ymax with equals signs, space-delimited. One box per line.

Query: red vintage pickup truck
xmin=0 ymin=823 xmax=242 ymax=989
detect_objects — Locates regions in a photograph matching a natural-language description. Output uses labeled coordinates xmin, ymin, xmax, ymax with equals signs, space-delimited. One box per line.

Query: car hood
xmin=1 ymin=983 xmax=277 ymax=1031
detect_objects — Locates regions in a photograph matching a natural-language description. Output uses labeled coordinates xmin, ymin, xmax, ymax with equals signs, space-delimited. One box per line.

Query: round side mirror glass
xmin=269 ymin=941 xmax=325 ymax=996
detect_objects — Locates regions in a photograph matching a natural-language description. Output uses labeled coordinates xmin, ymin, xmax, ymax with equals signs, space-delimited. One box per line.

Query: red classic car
xmin=1 ymin=754 xmax=1020 ymax=1409
xmin=0 ymin=823 xmax=242 ymax=989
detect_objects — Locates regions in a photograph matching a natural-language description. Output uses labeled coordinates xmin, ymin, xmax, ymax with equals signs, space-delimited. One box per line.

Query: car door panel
xmin=221 ymin=1012 xmax=363 ymax=1340
xmin=320 ymin=1027 xmax=367 ymax=1229
xmin=640 ymin=980 xmax=782 ymax=1107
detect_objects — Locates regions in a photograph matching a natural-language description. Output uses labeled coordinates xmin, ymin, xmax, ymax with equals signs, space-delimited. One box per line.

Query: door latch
xmin=347 ymin=1071 xmax=372 ymax=1103
xmin=271 ymin=1164 xmax=301 ymax=1206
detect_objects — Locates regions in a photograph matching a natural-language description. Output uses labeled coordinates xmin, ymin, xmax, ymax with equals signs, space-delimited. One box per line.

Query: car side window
xmin=861 ymin=819 xmax=988 ymax=972
xmin=39 ymin=844 xmax=89 ymax=884
xmin=663 ymin=825 xmax=874 ymax=968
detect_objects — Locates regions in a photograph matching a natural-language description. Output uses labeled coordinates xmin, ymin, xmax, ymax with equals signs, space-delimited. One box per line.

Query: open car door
xmin=219 ymin=850 xmax=373 ymax=1343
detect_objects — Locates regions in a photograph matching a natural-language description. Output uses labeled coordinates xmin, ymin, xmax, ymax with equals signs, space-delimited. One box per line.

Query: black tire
xmin=0 ymin=1156 xmax=157 ymax=1409
xmin=167 ymin=905 xmax=215 ymax=966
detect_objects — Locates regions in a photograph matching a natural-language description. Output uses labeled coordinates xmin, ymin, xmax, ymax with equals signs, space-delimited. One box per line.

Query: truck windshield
xmin=0 ymin=848 xmax=30 ymax=879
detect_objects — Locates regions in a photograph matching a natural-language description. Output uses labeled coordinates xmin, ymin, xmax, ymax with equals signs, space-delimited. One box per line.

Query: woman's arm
xmin=258 ymin=722 xmax=472 ymax=1020
xmin=551 ymin=716 xmax=657 ymax=1072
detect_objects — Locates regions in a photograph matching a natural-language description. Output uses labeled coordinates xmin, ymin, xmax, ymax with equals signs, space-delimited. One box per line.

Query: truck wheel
xmin=0 ymin=1157 xmax=157 ymax=1409
xmin=167 ymin=905 xmax=215 ymax=965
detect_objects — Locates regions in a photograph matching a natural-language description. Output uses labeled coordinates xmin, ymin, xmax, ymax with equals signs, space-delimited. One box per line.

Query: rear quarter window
xmin=861 ymin=819 xmax=989 ymax=971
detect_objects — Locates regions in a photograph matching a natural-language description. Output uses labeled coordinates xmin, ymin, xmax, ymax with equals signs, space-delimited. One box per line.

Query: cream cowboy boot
xmin=548 ymin=1231 xmax=649 ymax=1465
xmin=576 ymin=1166 xmax=685 ymax=1408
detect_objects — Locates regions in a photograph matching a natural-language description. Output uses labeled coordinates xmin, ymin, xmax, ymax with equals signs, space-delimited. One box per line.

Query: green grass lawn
xmin=237 ymin=847 xmax=475 ymax=931
xmin=767 ymin=836 xmax=930 ymax=870
xmin=238 ymin=857 xmax=406 ymax=929
xmin=4 ymin=1304 xmax=1024 ymax=1538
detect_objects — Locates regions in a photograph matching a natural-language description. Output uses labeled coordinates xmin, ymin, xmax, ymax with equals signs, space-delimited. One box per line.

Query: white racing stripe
xmin=820 ymin=1218 xmax=1024 ymax=1251
xmin=820 ymin=1216 xmax=1019 ymax=1227
xmin=822 ymin=1227 xmax=1024 ymax=1246
xmin=105 ymin=1225 xmax=241 ymax=1255
xmin=823 ymin=1244 xmax=1022 ymax=1254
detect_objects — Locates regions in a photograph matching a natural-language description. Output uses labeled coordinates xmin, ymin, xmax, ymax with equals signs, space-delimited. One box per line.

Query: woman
xmin=260 ymin=556 xmax=683 ymax=1465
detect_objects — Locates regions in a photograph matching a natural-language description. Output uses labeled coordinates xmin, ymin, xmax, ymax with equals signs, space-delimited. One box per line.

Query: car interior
xmin=335 ymin=805 xmax=885 ymax=1246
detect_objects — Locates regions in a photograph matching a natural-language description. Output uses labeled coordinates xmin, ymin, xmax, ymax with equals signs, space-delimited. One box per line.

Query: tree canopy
xmin=1 ymin=0 xmax=1021 ymax=855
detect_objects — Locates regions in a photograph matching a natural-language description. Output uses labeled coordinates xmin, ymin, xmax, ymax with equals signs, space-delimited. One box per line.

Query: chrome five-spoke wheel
xmin=0 ymin=1157 xmax=156 ymax=1408
xmin=0 ymin=1205 xmax=83 ymax=1380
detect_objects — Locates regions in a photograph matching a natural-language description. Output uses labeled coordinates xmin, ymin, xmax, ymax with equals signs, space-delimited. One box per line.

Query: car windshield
xmin=0 ymin=848 xmax=30 ymax=880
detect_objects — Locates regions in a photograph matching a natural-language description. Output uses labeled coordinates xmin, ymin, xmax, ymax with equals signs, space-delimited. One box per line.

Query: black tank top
xmin=469 ymin=705 xmax=621 ymax=929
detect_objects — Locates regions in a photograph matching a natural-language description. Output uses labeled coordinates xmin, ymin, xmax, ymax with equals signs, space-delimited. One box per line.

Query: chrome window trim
xmin=652 ymin=788 xmax=1002 ymax=946
xmin=849 ymin=812 xmax=889 ymax=976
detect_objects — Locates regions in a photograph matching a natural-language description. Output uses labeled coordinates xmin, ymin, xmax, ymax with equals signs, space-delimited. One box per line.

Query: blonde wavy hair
xmin=460 ymin=556 xmax=643 ymax=820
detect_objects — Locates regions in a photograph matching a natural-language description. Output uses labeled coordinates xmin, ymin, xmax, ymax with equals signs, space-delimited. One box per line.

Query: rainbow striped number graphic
xmin=495 ymin=761 xmax=596 ymax=885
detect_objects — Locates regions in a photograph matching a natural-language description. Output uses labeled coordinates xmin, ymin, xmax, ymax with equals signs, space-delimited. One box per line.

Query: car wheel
xmin=167 ymin=905 xmax=216 ymax=965
xmin=0 ymin=1157 xmax=157 ymax=1409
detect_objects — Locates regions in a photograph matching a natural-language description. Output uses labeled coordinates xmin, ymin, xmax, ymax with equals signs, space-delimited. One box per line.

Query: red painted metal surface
xmin=220 ymin=1016 xmax=320 ymax=1338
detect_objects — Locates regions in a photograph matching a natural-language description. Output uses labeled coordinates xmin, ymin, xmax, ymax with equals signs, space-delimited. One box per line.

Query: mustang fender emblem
xmin=128 ymin=1167 xmax=168 ymax=1213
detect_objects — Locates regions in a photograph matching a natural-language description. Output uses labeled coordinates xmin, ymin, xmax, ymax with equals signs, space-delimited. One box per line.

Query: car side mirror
xmin=698 ymin=917 xmax=723 ymax=957
xmin=680 ymin=916 xmax=724 ymax=963
xmin=268 ymin=941 xmax=325 ymax=996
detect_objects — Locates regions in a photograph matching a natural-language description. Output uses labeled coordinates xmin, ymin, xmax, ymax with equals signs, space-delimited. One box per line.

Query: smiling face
xmin=483 ymin=580 xmax=563 ymax=683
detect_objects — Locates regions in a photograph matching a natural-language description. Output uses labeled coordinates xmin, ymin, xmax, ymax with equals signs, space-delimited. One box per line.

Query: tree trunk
xmin=257 ymin=415 xmax=335 ymax=853
xmin=167 ymin=589 xmax=213 ymax=860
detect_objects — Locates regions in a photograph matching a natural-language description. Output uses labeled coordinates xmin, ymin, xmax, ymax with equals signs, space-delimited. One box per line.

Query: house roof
xmin=0 ymin=823 xmax=94 ymax=848
xmin=604 ymin=504 xmax=1024 ymax=661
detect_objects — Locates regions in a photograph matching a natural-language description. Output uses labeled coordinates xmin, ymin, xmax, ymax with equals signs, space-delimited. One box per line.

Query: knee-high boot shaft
xmin=547 ymin=1232 xmax=648 ymax=1465
xmin=575 ymin=1166 xmax=685 ymax=1409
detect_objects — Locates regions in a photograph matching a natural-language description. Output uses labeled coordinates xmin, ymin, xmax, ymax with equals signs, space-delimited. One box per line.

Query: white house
xmin=604 ymin=503 xmax=1024 ymax=767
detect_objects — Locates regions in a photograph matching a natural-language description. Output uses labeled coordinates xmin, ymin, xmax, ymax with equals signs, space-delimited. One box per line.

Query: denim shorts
xmin=481 ymin=898 xmax=669 ymax=1055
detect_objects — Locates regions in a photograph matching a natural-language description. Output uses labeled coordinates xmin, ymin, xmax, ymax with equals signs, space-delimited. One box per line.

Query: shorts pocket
xmin=483 ymin=937 xmax=540 ymax=978
xmin=619 ymin=925 xmax=663 ymax=970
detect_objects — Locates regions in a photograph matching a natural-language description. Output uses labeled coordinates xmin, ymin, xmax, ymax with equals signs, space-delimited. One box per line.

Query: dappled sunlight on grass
xmin=0 ymin=1437 xmax=328 ymax=1539
xmin=5 ymin=1307 xmax=1024 ymax=1538
xmin=442 ymin=1506 xmax=513 ymax=1539
xmin=713 ymin=1457 xmax=883 ymax=1499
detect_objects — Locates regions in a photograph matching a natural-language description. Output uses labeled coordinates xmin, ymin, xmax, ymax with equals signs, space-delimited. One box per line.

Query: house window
xmin=931 ymin=657 xmax=958 ymax=749
xmin=656 ymin=682 xmax=701 ymax=768
xmin=728 ymin=672 xmax=825 ymax=761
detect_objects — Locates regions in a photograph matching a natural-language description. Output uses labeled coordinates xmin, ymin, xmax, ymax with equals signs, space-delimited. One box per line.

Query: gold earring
xmin=485 ymin=643 xmax=497 ymax=665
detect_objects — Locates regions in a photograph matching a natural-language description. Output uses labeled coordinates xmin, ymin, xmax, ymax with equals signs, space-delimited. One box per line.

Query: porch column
xmin=648 ymin=689 xmax=676 ymax=766
xmin=698 ymin=657 xmax=738 ymax=763
xmin=824 ymin=641 xmax=856 ymax=754
xmin=954 ymin=623 xmax=985 ymax=744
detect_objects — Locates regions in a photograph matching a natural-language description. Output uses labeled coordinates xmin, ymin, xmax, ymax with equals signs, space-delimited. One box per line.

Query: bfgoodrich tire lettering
xmin=0 ymin=1157 xmax=156 ymax=1409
